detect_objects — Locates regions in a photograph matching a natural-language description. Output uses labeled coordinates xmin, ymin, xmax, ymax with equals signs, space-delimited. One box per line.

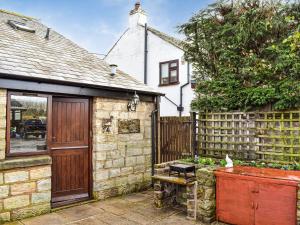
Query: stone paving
xmin=3 ymin=190 xmax=227 ymax=225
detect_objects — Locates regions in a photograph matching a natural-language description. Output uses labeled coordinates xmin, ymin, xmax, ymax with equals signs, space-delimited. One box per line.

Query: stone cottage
xmin=0 ymin=9 xmax=160 ymax=223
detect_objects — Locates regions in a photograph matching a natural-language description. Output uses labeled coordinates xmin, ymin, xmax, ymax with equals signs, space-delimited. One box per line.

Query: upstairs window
xmin=159 ymin=60 xmax=179 ymax=86
xmin=7 ymin=92 xmax=50 ymax=156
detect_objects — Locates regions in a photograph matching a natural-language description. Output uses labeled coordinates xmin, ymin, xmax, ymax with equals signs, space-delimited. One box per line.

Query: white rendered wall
xmin=105 ymin=26 xmax=145 ymax=83
xmin=105 ymin=25 xmax=194 ymax=116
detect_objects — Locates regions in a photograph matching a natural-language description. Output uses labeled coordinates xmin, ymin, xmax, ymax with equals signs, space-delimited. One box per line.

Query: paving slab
xmin=4 ymin=190 xmax=219 ymax=225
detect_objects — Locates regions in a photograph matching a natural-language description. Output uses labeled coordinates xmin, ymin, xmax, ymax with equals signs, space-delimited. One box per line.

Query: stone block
xmin=95 ymin=170 xmax=109 ymax=181
xmin=113 ymin=158 xmax=125 ymax=168
xmin=11 ymin=203 xmax=50 ymax=220
xmin=30 ymin=167 xmax=51 ymax=180
xmin=196 ymin=168 xmax=216 ymax=186
xmin=94 ymin=179 xmax=116 ymax=191
xmin=4 ymin=171 xmax=28 ymax=184
xmin=104 ymin=160 xmax=113 ymax=168
xmin=11 ymin=182 xmax=36 ymax=195
xmin=95 ymin=152 xmax=106 ymax=160
xmin=121 ymin=167 xmax=133 ymax=175
xmin=0 ymin=212 xmax=10 ymax=223
xmin=4 ymin=195 xmax=30 ymax=210
xmin=134 ymin=165 xmax=145 ymax=173
xmin=136 ymin=156 xmax=145 ymax=165
xmin=126 ymin=148 xmax=142 ymax=157
xmin=94 ymin=143 xmax=117 ymax=151
xmin=0 ymin=173 xmax=3 ymax=185
xmin=109 ymin=168 xmax=121 ymax=178
xmin=198 ymin=199 xmax=216 ymax=211
xmin=94 ymin=161 xmax=105 ymax=170
xmin=125 ymin=156 xmax=136 ymax=167
xmin=0 ymin=185 xmax=9 ymax=198
xmin=204 ymin=188 xmax=215 ymax=200
xmin=37 ymin=179 xmax=51 ymax=192
xmin=31 ymin=192 xmax=51 ymax=204
xmin=115 ymin=177 xmax=128 ymax=186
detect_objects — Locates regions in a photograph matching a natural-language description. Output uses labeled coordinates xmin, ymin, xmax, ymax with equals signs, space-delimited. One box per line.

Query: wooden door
xmin=255 ymin=182 xmax=297 ymax=225
xmin=51 ymin=98 xmax=90 ymax=207
xmin=216 ymin=176 xmax=255 ymax=225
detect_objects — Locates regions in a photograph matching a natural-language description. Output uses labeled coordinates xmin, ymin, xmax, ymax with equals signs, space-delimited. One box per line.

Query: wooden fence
xmin=197 ymin=111 xmax=300 ymax=163
xmin=159 ymin=116 xmax=194 ymax=163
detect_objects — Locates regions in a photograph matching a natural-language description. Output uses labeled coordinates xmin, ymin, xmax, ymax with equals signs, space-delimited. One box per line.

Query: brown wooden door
xmin=51 ymin=97 xmax=90 ymax=207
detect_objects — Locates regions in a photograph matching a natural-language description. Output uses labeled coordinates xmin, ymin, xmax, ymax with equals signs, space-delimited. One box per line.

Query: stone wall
xmin=0 ymin=89 xmax=6 ymax=160
xmin=0 ymin=165 xmax=51 ymax=223
xmin=92 ymin=97 xmax=154 ymax=200
xmin=196 ymin=167 xmax=216 ymax=223
xmin=154 ymin=162 xmax=217 ymax=223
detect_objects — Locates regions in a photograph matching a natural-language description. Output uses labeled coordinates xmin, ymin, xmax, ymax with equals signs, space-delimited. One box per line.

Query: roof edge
xmin=0 ymin=72 xmax=164 ymax=96
xmin=0 ymin=9 xmax=36 ymax=20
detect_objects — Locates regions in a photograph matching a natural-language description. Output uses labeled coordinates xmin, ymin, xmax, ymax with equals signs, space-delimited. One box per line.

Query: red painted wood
xmin=51 ymin=98 xmax=90 ymax=206
xmin=255 ymin=182 xmax=297 ymax=225
xmin=216 ymin=176 xmax=255 ymax=225
xmin=215 ymin=166 xmax=299 ymax=225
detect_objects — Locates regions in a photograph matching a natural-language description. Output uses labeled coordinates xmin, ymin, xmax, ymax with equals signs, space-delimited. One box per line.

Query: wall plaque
xmin=118 ymin=119 xmax=140 ymax=134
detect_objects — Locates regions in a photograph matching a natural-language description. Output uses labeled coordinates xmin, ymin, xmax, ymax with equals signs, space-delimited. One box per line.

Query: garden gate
xmin=158 ymin=115 xmax=196 ymax=163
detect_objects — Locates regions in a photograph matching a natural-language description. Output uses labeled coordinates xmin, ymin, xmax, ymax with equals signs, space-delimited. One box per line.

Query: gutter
xmin=179 ymin=62 xmax=190 ymax=117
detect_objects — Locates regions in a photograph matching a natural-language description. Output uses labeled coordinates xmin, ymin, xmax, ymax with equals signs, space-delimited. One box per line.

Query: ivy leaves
xmin=180 ymin=0 xmax=300 ymax=111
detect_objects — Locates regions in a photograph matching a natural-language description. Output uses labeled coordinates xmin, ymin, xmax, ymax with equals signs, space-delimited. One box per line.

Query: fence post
xmin=191 ymin=112 xmax=198 ymax=158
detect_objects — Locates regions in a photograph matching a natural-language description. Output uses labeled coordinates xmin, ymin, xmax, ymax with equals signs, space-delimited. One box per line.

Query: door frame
xmin=49 ymin=96 xmax=93 ymax=208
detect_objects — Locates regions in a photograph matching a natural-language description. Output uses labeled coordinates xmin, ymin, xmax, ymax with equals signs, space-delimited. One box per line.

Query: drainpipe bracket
xmin=177 ymin=106 xmax=184 ymax=112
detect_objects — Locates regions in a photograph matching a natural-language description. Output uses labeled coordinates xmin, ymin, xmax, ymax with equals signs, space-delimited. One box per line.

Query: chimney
xmin=134 ymin=2 xmax=141 ymax=11
xmin=129 ymin=1 xmax=147 ymax=28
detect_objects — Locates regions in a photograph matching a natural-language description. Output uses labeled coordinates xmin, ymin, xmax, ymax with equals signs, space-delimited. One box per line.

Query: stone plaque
xmin=118 ymin=119 xmax=140 ymax=134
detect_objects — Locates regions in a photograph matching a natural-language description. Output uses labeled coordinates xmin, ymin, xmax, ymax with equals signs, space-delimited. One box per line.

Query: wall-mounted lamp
xmin=110 ymin=64 xmax=118 ymax=76
xmin=127 ymin=91 xmax=140 ymax=112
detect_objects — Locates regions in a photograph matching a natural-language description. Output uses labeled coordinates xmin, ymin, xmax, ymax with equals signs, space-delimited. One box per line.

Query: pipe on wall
xmin=179 ymin=62 xmax=190 ymax=117
xmin=144 ymin=23 xmax=148 ymax=85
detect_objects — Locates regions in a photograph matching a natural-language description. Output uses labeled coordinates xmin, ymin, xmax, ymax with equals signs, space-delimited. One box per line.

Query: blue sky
xmin=0 ymin=0 xmax=214 ymax=55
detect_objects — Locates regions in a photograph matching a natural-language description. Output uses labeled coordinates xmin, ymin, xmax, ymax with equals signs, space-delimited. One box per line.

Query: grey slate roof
xmin=146 ymin=26 xmax=185 ymax=50
xmin=0 ymin=10 xmax=159 ymax=95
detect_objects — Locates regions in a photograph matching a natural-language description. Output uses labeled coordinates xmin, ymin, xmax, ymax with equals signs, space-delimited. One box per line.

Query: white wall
xmin=105 ymin=26 xmax=145 ymax=83
xmin=105 ymin=20 xmax=194 ymax=117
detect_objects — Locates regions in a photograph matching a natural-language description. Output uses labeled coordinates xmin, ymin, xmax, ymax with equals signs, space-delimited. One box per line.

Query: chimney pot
xmin=135 ymin=2 xmax=141 ymax=10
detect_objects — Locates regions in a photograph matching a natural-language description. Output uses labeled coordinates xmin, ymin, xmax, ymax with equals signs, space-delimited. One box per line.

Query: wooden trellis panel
xmin=198 ymin=111 xmax=300 ymax=163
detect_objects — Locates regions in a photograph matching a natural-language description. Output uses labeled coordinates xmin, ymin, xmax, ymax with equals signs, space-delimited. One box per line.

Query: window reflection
xmin=10 ymin=95 xmax=48 ymax=154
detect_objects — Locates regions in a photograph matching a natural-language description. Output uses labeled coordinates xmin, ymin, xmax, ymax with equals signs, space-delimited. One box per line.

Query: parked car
xmin=20 ymin=119 xmax=46 ymax=139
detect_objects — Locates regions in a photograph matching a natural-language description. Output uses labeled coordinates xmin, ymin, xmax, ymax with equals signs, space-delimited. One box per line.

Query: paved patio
xmin=4 ymin=190 xmax=226 ymax=225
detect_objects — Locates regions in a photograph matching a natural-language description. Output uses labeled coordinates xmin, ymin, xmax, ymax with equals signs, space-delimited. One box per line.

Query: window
xmin=159 ymin=60 xmax=179 ymax=86
xmin=7 ymin=92 xmax=51 ymax=156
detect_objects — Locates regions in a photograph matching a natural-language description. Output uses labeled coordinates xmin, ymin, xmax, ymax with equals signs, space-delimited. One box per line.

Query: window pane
xmin=170 ymin=70 xmax=178 ymax=83
xmin=161 ymin=63 xmax=169 ymax=84
xmin=10 ymin=95 xmax=47 ymax=154
xmin=170 ymin=62 xmax=177 ymax=68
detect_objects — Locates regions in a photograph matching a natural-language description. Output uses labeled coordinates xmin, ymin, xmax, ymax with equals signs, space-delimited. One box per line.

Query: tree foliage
xmin=180 ymin=0 xmax=300 ymax=111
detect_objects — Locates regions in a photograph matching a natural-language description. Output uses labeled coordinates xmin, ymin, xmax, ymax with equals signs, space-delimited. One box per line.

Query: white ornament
xmin=225 ymin=154 xmax=233 ymax=168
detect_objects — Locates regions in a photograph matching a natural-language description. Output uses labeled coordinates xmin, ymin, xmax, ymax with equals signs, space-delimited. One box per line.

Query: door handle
xmin=52 ymin=136 xmax=57 ymax=142
xmin=256 ymin=203 xmax=259 ymax=210
xmin=251 ymin=202 xmax=254 ymax=209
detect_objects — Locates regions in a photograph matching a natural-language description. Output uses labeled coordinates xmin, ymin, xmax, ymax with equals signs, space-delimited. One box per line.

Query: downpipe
xmin=151 ymin=109 xmax=158 ymax=186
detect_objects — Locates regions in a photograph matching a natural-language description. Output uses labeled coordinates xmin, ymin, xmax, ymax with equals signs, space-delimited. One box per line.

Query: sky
xmin=0 ymin=0 xmax=214 ymax=55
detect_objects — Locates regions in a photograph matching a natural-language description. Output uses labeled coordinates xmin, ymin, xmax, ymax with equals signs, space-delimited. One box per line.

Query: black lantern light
xmin=127 ymin=91 xmax=140 ymax=111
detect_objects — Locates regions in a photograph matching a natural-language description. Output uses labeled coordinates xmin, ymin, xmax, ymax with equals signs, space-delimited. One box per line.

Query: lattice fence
xmin=197 ymin=111 xmax=300 ymax=163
